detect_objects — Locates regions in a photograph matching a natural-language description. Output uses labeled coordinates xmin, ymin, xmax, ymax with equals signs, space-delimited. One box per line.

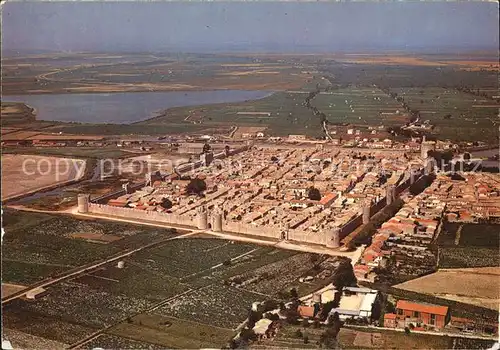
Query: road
xmin=1 ymin=229 xmax=200 ymax=305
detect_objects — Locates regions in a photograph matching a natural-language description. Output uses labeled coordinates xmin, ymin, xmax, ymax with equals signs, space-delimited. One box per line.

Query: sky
xmin=2 ymin=1 xmax=498 ymax=54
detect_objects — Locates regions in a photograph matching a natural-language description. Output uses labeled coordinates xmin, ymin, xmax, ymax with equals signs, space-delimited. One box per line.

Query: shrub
xmin=404 ymin=326 xmax=411 ymax=335
xmin=262 ymin=299 xmax=278 ymax=312
xmin=307 ymin=187 xmax=321 ymax=201
xmin=266 ymin=313 xmax=280 ymax=321
xmin=240 ymin=328 xmax=257 ymax=341
xmin=295 ymin=329 xmax=303 ymax=338
xmin=186 ymin=178 xmax=207 ymax=195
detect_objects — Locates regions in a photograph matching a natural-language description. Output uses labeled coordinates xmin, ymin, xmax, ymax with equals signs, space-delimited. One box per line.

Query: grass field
xmin=138 ymin=90 xmax=323 ymax=137
xmin=2 ymin=53 xmax=311 ymax=95
xmin=390 ymin=87 xmax=498 ymax=142
xmin=1 ymin=209 xmax=176 ymax=284
xmin=108 ymin=314 xmax=234 ymax=348
xmin=310 ymin=87 xmax=406 ymax=126
xmin=436 ymin=222 xmax=500 ymax=268
xmin=1 ymin=210 xmax=319 ymax=348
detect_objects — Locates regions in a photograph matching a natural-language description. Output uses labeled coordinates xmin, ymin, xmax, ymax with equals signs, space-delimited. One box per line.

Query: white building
xmin=328 ymin=287 xmax=379 ymax=322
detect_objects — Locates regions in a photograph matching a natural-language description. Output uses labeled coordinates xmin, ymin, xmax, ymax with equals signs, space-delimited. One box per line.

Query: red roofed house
xmin=319 ymin=192 xmax=338 ymax=209
xmin=384 ymin=313 xmax=397 ymax=328
xmin=298 ymin=305 xmax=315 ymax=319
xmin=396 ymin=300 xmax=450 ymax=330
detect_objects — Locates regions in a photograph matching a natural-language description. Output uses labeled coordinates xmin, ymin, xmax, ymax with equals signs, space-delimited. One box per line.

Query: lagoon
xmin=5 ymin=90 xmax=272 ymax=124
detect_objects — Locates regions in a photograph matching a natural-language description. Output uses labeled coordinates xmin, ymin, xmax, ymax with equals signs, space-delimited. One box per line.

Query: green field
xmin=438 ymin=247 xmax=499 ymax=269
xmin=138 ymin=90 xmax=323 ymax=137
xmin=391 ymin=87 xmax=498 ymax=142
xmin=311 ymin=87 xmax=406 ymax=126
xmin=107 ymin=314 xmax=234 ymax=349
xmin=155 ymin=283 xmax=263 ymax=329
xmin=1 ymin=209 xmax=176 ymax=284
xmin=436 ymin=222 xmax=500 ymax=268
xmin=1 ymin=210 xmax=317 ymax=348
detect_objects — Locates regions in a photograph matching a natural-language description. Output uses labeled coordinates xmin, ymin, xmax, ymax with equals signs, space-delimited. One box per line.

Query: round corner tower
xmin=326 ymin=227 xmax=341 ymax=249
xmin=362 ymin=199 xmax=372 ymax=224
xmin=212 ymin=212 xmax=223 ymax=232
xmin=77 ymin=193 xmax=90 ymax=213
xmin=196 ymin=206 xmax=208 ymax=230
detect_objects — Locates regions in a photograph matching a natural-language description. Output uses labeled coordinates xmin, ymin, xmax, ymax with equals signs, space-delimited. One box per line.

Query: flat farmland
xmin=437 ymin=222 xmax=500 ymax=268
xmin=0 ymin=102 xmax=36 ymax=125
xmin=83 ymin=334 xmax=163 ymax=350
xmin=459 ymin=223 xmax=500 ymax=247
xmin=6 ymin=281 xmax=158 ymax=328
xmin=310 ymin=87 xmax=406 ymax=126
xmin=131 ymin=237 xmax=261 ymax=279
xmin=2 ymin=146 xmax=132 ymax=159
xmin=227 ymin=252 xmax=321 ymax=296
xmin=154 ymin=283 xmax=263 ymax=329
xmin=393 ymin=267 xmax=500 ymax=310
xmin=139 ymin=89 xmax=325 ymax=137
xmin=391 ymin=87 xmax=498 ymax=142
xmin=2 ymin=53 xmax=312 ymax=95
xmin=257 ymin=324 xmax=452 ymax=349
xmin=2 ymin=215 xmax=315 ymax=348
xmin=337 ymin=328 xmax=451 ymax=349
xmin=1 ymin=209 xmax=177 ymax=284
xmin=107 ymin=314 xmax=234 ymax=349
xmin=2 ymin=328 xmax=68 ymax=350
xmin=2 ymin=305 xmax=99 ymax=345
xmin=1 ymin=154 xmax=86 ymax=201
xmin=438 ymin=222 xmax=500 ymax=247
xmin=438 ymin=247 xmax=499 ymax=268
xmin=72 ymin=263 xmax=188 ymax=302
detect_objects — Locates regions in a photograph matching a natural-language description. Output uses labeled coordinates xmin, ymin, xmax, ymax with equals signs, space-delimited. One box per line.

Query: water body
xmin=5 ymin=90 xmax=272 ymax=124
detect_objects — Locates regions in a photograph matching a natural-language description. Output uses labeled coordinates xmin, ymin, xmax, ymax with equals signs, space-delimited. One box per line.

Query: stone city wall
xmin=88 ymin=203 xmax=196 ymax=226
xmin=287 ymin=229 xmax=327 ymax=245
xmin=87 ymin=169 xmax=424 ymax=247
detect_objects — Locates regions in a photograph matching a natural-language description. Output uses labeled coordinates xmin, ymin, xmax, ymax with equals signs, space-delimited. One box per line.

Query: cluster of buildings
xmin=100 ymin=145 xmax=421 ymax=245
xmin=355 ymin=180 xmax=445 ymax=283
xmin=385 ymin=300 xmax=498 ymax=335
xmin=299 ymin=286 xmax=380 ymax=322
xmin=431 ymin=173 xmax=500 ymax=223
xmin=355 ymin=170 xmax=500 ymax=283
xmin=1 ymin=132 xmax=105 ymax=147
xmin=384 ymin=300 xmax=450 ymax=331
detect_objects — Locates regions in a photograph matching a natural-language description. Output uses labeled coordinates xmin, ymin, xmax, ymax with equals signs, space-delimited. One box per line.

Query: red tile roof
xmin=320 ymin=192 xmax=338 ymax=205
xmin=354 ymin=264 xmax=370 ymax=272
xmin=384 ymin=313 xmax=397 ymax=320
xmin=298 ymin=305 xmax=315 ymax=318
xmin=396 ymin=300 xmax=448 ymax=316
